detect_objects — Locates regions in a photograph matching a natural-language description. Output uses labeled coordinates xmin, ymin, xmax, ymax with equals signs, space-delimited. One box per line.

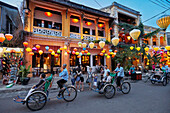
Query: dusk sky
xmin=1 ymin=0 xmax=170 ymax=32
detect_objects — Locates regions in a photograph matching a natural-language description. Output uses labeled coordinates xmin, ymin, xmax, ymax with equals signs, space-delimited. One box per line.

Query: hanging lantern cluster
xmin=0 ymin=33 xmax=13 ymax=43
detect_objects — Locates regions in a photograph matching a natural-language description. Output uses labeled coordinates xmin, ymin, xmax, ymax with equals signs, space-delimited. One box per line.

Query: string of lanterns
xmin=0 ymin=33 xmax=13 ymax=42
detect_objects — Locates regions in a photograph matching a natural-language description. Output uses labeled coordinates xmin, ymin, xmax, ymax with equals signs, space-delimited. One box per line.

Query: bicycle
xmin=13 ymin=74 xmax=77 ymax=111
xmin=142 ymin=71 xmax=154 ymax=83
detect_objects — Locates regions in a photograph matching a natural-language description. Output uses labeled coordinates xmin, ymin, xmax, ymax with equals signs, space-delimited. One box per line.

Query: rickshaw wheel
xmin=26 ymin=91 xmax=47 ymax=111
xmin=162 ymin=78 xmax=167 ymax=86
xmin=62 ymin=86 xmax=77 ymax=102
xmin=104 ymin=85 xmax=115 ymax=99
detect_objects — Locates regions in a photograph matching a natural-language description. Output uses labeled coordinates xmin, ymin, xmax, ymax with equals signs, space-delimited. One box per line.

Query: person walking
xmin=86 ymin=67 xmax=93 ymax=90
xmin=75 ymin=65 xmax=81 ymax=91
xmin=80 ymin=64 xmax=84 ymax=91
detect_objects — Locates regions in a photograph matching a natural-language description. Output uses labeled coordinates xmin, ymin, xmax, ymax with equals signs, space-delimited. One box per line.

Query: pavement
xmin=0 ymin=80 xmax=169 ymax=113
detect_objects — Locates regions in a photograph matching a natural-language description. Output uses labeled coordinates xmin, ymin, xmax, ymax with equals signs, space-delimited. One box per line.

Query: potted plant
xmin=19 ymin=65 xmax=31 ymax=85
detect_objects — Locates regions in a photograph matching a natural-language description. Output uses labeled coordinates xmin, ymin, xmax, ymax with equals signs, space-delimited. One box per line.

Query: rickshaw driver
xmin=57 ymin=64 xmax=69 ymax=97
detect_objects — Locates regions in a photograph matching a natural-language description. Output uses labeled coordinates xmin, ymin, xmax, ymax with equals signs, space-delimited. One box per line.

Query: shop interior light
xmin=45 ymin=12 xmax=52 ymax=17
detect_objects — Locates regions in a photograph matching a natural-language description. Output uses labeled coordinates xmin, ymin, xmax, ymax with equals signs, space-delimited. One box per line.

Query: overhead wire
xmin=93 ymin=0 xmax=102 ymax=8
xmin=149 ymin=0 xmax=168 ymax=9
xmin=156 ymin=0 xmax=170 ymax=8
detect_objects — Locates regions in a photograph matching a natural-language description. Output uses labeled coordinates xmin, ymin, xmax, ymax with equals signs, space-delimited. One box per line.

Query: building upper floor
xmin=23 ymin=0 xmax=115 ymax=42
xmin=0 ymin=1 xmax=22 ymax=34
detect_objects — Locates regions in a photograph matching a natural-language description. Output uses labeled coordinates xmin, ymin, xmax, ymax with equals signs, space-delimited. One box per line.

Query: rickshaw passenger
xmin=97 ymin=71 xmax=112 ymax=90
xmin=23 ymin=73 xmax=46 ymax=102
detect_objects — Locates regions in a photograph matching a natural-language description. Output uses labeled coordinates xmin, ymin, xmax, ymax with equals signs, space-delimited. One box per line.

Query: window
xmin=81 ymin=55 xmax=90 ymax=66
xmin=98 ymin=30 xmax=104 ymax=37
xmin=52 ymin=22 xmax=62 ymax=30
xmin=70 ymin=54 xmax=79 ymax=66
xmin=83 ymin=28 xmax=90 ymax=35
xmin=70 ymin=25 xmax=79 ymax=33
xmin=93 ymin=55 xmax=104 ymax=66
xmin=44 ymin=20 xmax=52 ymax=28
xmin=34 ymin=19 xmax=42 ymax=27
xmin=6 ymin=16 xmax=13 ymax=34
xmin=92 ymin=30 xmax=95 ymax=36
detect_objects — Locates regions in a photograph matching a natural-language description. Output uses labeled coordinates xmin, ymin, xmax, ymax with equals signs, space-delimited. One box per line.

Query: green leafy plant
xmin=19 ymin=65 xmax=31 ymax=79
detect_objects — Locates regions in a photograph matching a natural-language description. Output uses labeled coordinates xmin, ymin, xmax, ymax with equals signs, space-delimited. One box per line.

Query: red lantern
xmin=112 ymin=55 xmax=115 ymax=58
xmin=54 ymin=54 xmax=59 ymax=58
xmin=5 ymin=34 xmax=13 ymax=41
xmin=29 ymin=52 xmax=34 ymax=56
xmin=100 ymin=53 xmax=103 ymax=56
xmin=81 ymin=51 xmax=85 ymax=54
xmin=72 ymin=19 xmax=79 ymax=23
xmin=67 ymin=50 xmax=70 ymax=54
xmin=85 ymin=22 xmax=92 ymax=26
xmin=45 ymin=12 xmax=52 ymax=17
xmin=109 ymin=27 xmax=112 ymax=30
xmin=0 ymin=33 xmax=5 ymax=43
xmin=23 ymin=42 xmax=28 ymax=47
xmin=72 ymin=51 xmax=75 ymax=55
xmin=73 ymin=48 xmax=77 ymax=52
xmin=108 ymin=52 xmax=111 ymax=55
xmin=77 ymin=55 xmax=81 ymax=58
xmin=36 ymin=45 xmax=40 ymax=49
xmin=85 ymin=50 xmax=88 ymax=53
xmin=114 ymin=50 xmax=117 ymax=53
xmin=98 ymin=24 xmax=104 ymax=28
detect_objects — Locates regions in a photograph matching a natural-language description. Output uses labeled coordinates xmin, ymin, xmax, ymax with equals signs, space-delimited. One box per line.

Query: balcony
xmin=33 ymin=26 xmax=62 ymax=37
xmin=83 ymin=34 xmax=96 ymax=41
xmin=70 ymin=32 xmax=81 ymax=39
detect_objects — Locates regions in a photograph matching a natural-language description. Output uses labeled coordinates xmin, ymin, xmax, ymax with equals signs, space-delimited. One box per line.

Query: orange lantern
xmin=81 ymin=51 xmax=85 ymax=54
xmin=51 ymin=51 xmax=55 ymax=55
xmin=0 ymin=33 xmax=5 ymax=42
xmin=39 ymin=50 xmax=43 ymax=55
xmin=73 ymin=48 xmax=77 ymax=52
xmin=85 ymin=22 xmax=92 ymax=26
xmin=114 ymin=50 xmax=117 ymax=53
xmin=77 ymin=55 xmax=81 ymax=58
xmin=29 ymin=52 xmax=34 ymax=56
xmin=23 ymin=42 xmax=28 ymax=47
xmin=100 ymin=53 xmax=103 ymax=56
xmin=67 ymin=50 xmax=70 ymax=54
xmin=85 ymin=50 xmax=88 ymax=53
xmin=49 ymin=49 xmax=53 ymax=52
xmin=98 ymin=24 xmax=104 ymax=28
xmin=72 ymin=18 xmax=79 ymax=23
xmin=72 ymin=51 xmax=75 ymax=55
xmin=45 ymin=12 xmax=52 ymax=17
xmin=5 ymin=34 xmax=13 ymax=41
xmin=36 ymin=45 xmax=40 ymax=49
xmin=60 ymin=48 xmax=64 ymax=51
xmin=112 ymin=55 xmax=115 ymax=58
xmin=108 ymin=52 xmax=111 ymax=55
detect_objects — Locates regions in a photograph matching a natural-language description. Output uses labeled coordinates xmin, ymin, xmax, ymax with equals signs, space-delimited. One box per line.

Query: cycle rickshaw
xmin=91 ymin=73 xmax=131 ymax=99
xmin=13 ymin=74 xmax=77 ymax=111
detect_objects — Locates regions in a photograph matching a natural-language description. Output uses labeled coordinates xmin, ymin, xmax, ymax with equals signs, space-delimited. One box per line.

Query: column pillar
xmin=105 ymin=21 xmax=110 ymax=42
xmin=62 ymin=10 xmax=70 ymax=37
xmin=95 ymin=19 xmax=98 ymax=40
xmin=30 ymin=2 xmax=35 ymax=32
xmin=80 ymin=15 xmax=83 ymax=39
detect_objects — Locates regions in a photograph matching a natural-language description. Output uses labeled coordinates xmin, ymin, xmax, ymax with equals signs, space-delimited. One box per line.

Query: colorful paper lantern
xmin=57 ymin=49 xmax=61 ymax=54
xmin=110 ymin=52 xmax=114 ymax=55
xmin=67 ymin=50 xmax=70 ymax=54
xmin=101 ymin=50 xmax=105 ymax=53
xmin=99 ymin=41 xmax=105 ymax=48
xmin=114 ymin=50 xmax=117 ymax=53
xmin=73 ymin=48 xmax=77 ymax=52
xmin=86 ymin=22 xmax=92 ymax=26
xmin=72 ymin=18 xmax=79 ymax=23
xmin=39 ymin=50 xmax=43 ymax=55
xmin=144 ymin=47 xmax=149 ymax=52
xmin=78 ymin=42 xmax=82 ymax=47
xmin=49 ymin=49 xmax=53 ymax=52
xmin=64 ymin=45 xmax=67 ymax=50
xmin=108 ymin=52 xmax=111 ymax=55
xmin=72 ymin=51 xmax=75 ymax=55
xmin=109 ymin=49 xmax=112 ymax=52
xmin=5 ymin=34 xmax=13 ymax=41
xmin=45 ymin=12 xmax=52 ymax=17
xmin=32 ymin=47 xmax=37 ymax=51
xmin=105 ymin=54 xmax=108 ymax=56
xmin=51 ymin=51 xmax=55 ymax=55
xmin=89 ymin=42 xmax=94 ymax=49
xmin=112 ymin=55 xmax=115 ymax=58
xmin=130 ymin=46 xmax=134 ymax=50
xmin=75 ymin=52 xmax=79 ymax=55
xmin=26 ymin=47 xmax=32 ymax=52
xmin=36 ymin=45 xmax=40 ymax=49
xmin=111 ymin=37 xmax=119 ymax=46
xmin=81 ymin=51 xmax=85 ymax=54
xmin=130 ymin=29 xmax=141 ymax=40
xmin=107 ymin=55 xmax=110 ymax=59
xmin=54 ymin=54 xmax=59 ymax=58
xmin=98 ymin=24 xmax=104 ymax=28
xmin=100 ymin=53 xmax=103 ymax=56
xmin=29 ymin=52 xmax=34 ymax=56
xmin=136 ymin=47 xmax=141 ymax=51
xmin=82 ymin=43 xmax=87 ymax=48
xmin=156 ymin=15 xmax=170 ymax=30
xmin=0 ymin=33 xmax=5 ymax=42
xmin=85 ymin=50 xmax=88 ymax=53
xmin=83 ymin=48 xmax=86 ymax=50
xmin=77 ymin=55 xmax=81 ymax=58
xmin=45 ymin=46 xmax=49 ymax=51
xmin=23 ymin=42 xmax=28 ymax=47
xmin=60 ymin=48 xmax=64 ymax=51
xmin=64 ymin=52 xmax=68 ymax=55
xmin=127 ymin=36 xmax=131 ymax=40
xmin=87 ymin=52 xmax=91 ymax=55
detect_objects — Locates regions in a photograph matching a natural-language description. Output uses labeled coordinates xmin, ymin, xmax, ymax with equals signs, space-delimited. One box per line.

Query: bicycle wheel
xmin=104 ymin=85 xmax=115 ymax=99
xmin=151 ymin=80 xmax=155 ymax=84
xmin=121 ymin=82 xmax=131 ymax=94
xmin=26 ymin=91 xmax=47 ymax=111
xmin=62 ymin=86 xmax=77 ymax=102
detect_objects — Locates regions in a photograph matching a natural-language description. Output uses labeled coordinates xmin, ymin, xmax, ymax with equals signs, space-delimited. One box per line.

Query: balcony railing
xmin=70 ymin=32 xmax=81 ymax=39
xmin=83 ymin=34 xmax=96 ymax=41
xmin=98 ymin=36 xmax=106 ymax=41
xmin=33 ymin=26 xmax=62 ymax=37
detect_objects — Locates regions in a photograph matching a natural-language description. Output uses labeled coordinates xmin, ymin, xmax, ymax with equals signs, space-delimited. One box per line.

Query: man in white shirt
xmin=114 ymin=63 xmax=124 ymax=88
xmin=104 ymin=65 xmax=110 ymax=77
